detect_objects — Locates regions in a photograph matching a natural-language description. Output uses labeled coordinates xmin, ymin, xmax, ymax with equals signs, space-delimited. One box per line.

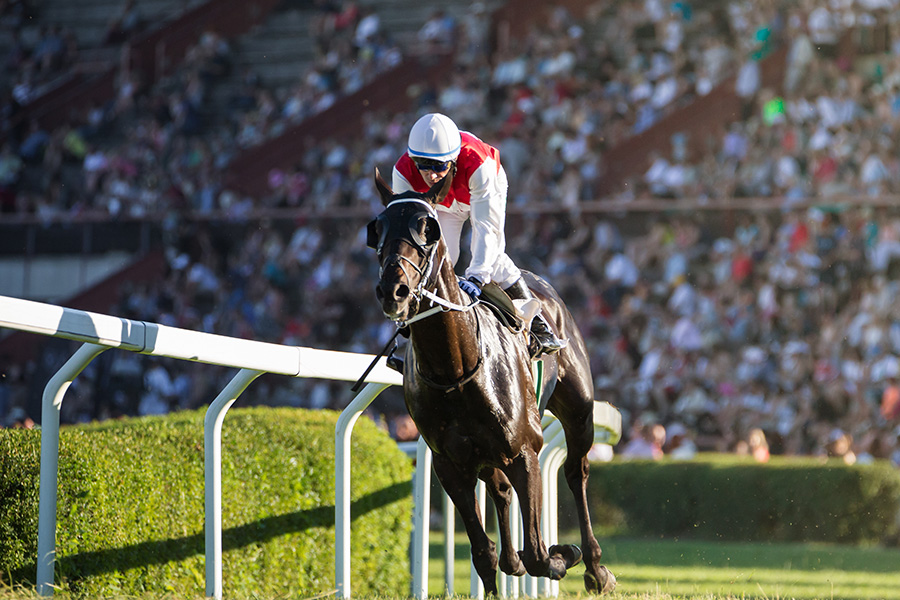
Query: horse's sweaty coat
xmin=366 ymin=168 xmax=616 ymax=595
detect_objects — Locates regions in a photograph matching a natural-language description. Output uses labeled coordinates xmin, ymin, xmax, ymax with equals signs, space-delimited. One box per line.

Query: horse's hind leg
xmin=561 ymin=440 xmax=616 ymax=592
xmin=551 ymin=396 xmax=617 ymax=594
xmin=432 ymin=454 xmax=499 ymax=596
xmin=482 ymin=467 xmax=526 ymax=576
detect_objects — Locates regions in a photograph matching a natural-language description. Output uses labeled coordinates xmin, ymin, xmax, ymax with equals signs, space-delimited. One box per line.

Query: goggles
xmin=412 ymin=157 xmax=452 ymax=173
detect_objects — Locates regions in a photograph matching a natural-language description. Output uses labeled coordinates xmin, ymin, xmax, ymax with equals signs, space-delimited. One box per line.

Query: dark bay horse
xmin=365 ymin=168 xmax=616 ymax=595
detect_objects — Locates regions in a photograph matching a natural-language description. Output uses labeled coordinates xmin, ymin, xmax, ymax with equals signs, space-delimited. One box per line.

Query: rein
xmin=350 ymin=282 xmax=484 ymax=392
xmin=349 ymin=327 xmax=402 ymax=393
xmin=355 ymin=197 xmax=486 ymax=393
xmin=399 ymin=285 xmax=480 ymax=327
xmin=349 ymin=282 xmax=483 ymax=393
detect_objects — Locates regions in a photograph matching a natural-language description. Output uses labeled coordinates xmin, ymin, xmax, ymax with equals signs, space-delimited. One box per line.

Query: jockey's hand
xmin=459 ymin=277 xmax=483 ymax=300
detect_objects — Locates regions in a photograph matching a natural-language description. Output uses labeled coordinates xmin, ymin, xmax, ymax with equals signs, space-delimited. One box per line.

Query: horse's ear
xmin=374 ymin=167 xmax=394 ymax=205
xmin=424 ymin=164 xmax=455 ymax=206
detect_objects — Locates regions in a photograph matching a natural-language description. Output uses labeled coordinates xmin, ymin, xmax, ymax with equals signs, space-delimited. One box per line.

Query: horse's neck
xmin=409 ymin=258 xmax=479 ymax=377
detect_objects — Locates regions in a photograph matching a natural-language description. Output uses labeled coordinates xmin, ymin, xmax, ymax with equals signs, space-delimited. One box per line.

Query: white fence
xmin=0 ymin=294 xmax=620 ymax=599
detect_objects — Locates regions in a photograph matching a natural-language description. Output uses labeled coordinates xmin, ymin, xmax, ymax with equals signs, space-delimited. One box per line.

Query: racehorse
xmin=365 ymin=168 xmax=616 ymax=595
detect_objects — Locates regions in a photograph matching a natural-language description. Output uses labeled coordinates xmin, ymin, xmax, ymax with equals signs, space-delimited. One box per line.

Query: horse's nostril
xmin=378 ymin=281 xmax=411 ymax=304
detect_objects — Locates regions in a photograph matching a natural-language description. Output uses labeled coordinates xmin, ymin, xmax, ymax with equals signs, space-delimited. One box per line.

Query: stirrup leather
xmin=504 ymin=279 xmax=566 ymax=357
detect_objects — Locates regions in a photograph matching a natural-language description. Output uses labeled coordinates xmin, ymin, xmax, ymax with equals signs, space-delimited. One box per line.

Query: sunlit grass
xmin=3 ymin=535 xmax=898 ymax=599
xmin=429 ymin=534 xmax=900 ymax=600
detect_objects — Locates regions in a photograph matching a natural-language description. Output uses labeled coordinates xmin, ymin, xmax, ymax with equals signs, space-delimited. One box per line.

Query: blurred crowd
xmin=3 ymin=0 xmax=900 ymax=468
xmin=2 ymin=0 xmax=79 ymax=111
xmin=629 ymin=13 xmax=900 ymax=204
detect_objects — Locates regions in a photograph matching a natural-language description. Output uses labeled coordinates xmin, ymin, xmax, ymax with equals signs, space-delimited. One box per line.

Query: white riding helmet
xmin=407 ymin=113 xmax=461 ymax=162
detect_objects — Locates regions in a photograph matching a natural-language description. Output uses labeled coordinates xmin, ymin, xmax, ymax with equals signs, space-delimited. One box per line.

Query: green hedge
xmin=0 ymin=407 xmax=413 ymax=598
xmin=564 ymin=455 xmax=900 ymax=544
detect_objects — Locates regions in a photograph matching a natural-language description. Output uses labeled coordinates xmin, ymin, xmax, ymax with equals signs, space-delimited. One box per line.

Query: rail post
xmin=334 ymin=381 xmax=394 ymax=598
xmin=36 ymin=343 xmax=109 ymax=596
xmin=411 ymin=437 xmax=432 ymax=599
xmin=204 ymin=368 xmax=265 ymax=600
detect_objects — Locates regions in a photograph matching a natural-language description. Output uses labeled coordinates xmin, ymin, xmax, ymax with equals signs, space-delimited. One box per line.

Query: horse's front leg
xmin=481 ymin=467 xmax=526 ymax=576
xmin=433 ymin=454 xmax=498 ymax=596
xmin=505 ymin=448 xmax=581 ymax=580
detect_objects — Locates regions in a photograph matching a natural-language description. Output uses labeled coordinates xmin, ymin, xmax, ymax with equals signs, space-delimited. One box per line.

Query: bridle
xmin=370 ymin=198 xmax=479 ymax=327
xmin=364 ymin=197 xmax=485 ymax=393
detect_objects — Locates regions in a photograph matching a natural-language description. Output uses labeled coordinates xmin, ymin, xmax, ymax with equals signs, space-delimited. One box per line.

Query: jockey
xmin=392 ymin=112 xmax=564 ymax=356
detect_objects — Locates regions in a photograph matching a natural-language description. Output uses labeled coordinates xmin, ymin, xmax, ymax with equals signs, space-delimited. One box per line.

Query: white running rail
xmin=0 ymin=295 xmax=401 ymax=599
xmin=0 ymin=294 xmax=621 ymax=600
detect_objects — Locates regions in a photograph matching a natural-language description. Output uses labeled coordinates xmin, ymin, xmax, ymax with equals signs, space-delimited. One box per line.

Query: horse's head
xmin=366 ymin=167 xmax=453 ymax=322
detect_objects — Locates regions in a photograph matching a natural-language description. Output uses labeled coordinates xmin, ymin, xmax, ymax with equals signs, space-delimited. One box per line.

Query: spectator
xmin=735 ymin=49 xmax=761 ymax=120
xmin=6 ymin=406 xmax=34 ymax=429
xmin=390 ymin=412 xmax=418 ymax=442
xmin=823 ymin=428 xmax=858 ymax=465
xmin=736 ymin=427 xmax=770 ymax=463
xmin=417 ymin=9 xmax=456 ymax=54
xmin=103 ymin=0 xmax=144 ymax=45
xmin=0 ymin=141 xmax=23 ymax=211
xmin=18 ymin=119 xmax=49 ymax=164
xmin=621 ymin=420 xmax=666 ymax=460
xmin=664 ymin=422 xmax=698 ymax=459
xmin=783 ymin=17 xmax=814 ymax=94
xmin=353 ymin=5 xmax=379 ymax=52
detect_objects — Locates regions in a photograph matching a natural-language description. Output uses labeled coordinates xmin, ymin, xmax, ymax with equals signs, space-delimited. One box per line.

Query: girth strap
xmin=414 ymin=305 xmax=485 ymax=394
xmin=415 ymin=353 xmax=484 ymax=394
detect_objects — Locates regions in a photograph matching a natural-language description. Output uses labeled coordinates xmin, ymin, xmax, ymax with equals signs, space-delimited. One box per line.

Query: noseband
xmin=370 ymin=198 xmax=477 ymax=326
xmin=363 ymin=197 xmax=485 ymax=394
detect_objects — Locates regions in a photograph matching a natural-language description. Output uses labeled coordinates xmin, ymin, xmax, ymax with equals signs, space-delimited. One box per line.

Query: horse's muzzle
xmin=376 ymin=280 xmax=412 ymax=321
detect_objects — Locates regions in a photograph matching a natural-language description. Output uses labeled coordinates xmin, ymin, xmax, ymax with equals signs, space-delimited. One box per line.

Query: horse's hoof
xmin=547 ymin=556 xmax=568 ymax=580
xmin=549 ymin=543 xmax=583 ymax=569
xmin=584 ymin=565 xmax=617 ymax=594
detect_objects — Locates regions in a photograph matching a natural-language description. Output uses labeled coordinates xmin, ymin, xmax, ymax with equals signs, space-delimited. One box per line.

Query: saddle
xmin=478 ymin=281 xmax=527 ymax=334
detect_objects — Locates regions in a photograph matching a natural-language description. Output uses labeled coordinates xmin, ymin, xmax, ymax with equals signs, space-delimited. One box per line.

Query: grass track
xmin=2 ymin=536 xmax=897 ymax=599
xmin=429 ymin=535 xmax=900 ymax=600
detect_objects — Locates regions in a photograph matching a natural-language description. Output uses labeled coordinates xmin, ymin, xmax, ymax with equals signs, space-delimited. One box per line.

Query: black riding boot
xmin=386 ymin=342 xmax=404 ymax=373
xmin=504 ymin=278 xmax=565 ymax=356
